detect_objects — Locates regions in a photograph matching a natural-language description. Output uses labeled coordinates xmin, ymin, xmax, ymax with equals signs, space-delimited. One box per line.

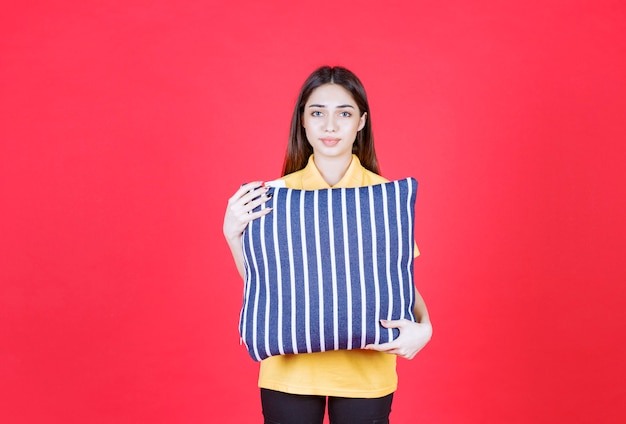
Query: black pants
xmin=260 ymin=388 xmax=393 ymax=424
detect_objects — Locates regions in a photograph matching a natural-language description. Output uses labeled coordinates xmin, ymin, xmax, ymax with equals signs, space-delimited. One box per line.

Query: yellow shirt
xmin=258 ymin=154 xmax=419 ymax=398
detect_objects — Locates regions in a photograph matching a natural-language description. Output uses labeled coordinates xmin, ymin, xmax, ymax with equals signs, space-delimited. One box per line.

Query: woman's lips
xmin=321 ymin=137 xmax=340 ymax=146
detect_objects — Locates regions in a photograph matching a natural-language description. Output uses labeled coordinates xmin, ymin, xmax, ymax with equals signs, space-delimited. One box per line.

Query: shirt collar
xmin=300 ymin=154 xmax=364 ymax=189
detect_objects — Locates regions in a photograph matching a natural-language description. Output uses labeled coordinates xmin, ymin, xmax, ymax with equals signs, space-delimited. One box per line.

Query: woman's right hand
xmin=223 ymin=181 xmax=273 ymax=279
xmin=223 ymin=181 xmax=272 ymax=244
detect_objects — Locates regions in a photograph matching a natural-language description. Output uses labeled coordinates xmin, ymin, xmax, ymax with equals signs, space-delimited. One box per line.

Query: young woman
xmin=223 ymin=66 xmax=432 ymax=424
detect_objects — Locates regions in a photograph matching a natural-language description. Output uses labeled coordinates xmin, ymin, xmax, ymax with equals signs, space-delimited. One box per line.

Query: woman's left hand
xmin=364 ymin=319 xmax=432 ymax=360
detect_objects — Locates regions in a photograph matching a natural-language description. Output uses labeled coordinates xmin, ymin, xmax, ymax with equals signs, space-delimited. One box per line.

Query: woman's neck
xmin=313 ymin=154 xmax=353 ymax=187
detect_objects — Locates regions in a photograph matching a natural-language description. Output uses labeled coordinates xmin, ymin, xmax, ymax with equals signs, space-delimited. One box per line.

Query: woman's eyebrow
xmin=308 ymin=104 xmax=355 ymax=109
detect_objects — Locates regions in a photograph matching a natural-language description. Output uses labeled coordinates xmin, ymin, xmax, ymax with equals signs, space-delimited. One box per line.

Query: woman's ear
xmin=358 ymin=112 xmax=367 ymax=131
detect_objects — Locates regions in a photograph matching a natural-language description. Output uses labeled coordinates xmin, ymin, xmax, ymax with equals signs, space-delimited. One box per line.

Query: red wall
xmin=2 ymin=1 xmax=625 ymax=422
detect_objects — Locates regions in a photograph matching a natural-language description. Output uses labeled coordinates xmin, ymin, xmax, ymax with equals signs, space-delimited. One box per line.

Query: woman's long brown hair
xmin=282 ymin=66 xmax=380 ymax=176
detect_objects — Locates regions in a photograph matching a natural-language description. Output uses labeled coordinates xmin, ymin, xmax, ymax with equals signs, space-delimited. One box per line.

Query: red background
xmin=2 ymin=1 xmax=625 ymax=422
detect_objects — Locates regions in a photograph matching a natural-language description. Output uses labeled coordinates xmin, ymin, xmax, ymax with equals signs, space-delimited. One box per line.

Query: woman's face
xmin=302 ymin=83 xmax=367 ymax=162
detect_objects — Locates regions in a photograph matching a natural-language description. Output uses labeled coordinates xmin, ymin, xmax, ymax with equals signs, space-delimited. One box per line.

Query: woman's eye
xmin=339 ymin=111 xmax=352 ymax=117
xmin=311 ymin=111 xmax=323 ymax=117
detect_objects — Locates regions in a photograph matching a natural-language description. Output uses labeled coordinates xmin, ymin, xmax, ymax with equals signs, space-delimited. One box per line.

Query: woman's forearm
xmin=226 ymin=235 xmax=245 ymax=280
xmin=413 ymin=287 xmax=431 ymax=324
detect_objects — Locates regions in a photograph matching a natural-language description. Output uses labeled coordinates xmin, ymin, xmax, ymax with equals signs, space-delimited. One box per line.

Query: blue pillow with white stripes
xmin=239 ymin=178 xmax=418 ymax=361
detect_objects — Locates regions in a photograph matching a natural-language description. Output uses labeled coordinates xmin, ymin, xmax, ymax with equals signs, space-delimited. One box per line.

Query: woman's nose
xmin=324 ymin=116 xmax=337 ymax=132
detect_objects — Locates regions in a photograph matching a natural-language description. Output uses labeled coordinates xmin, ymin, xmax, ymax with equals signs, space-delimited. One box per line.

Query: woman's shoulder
xmin=279 ymin=168 xmax=305 ymax=187
xmin=362 ymin=168 xmax=388 ymax=185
